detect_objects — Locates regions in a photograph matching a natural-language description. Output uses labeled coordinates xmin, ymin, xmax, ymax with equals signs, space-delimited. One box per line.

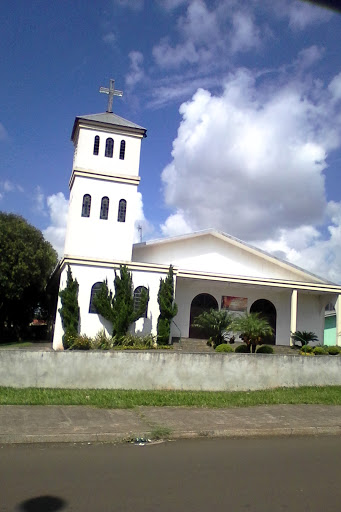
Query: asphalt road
xmin=1 ymin=437 xmax=341 ymax=512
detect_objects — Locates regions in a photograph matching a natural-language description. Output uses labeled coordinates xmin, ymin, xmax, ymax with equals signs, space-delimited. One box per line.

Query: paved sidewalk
xmin=0 ymin=404 xmax=341 ymax=444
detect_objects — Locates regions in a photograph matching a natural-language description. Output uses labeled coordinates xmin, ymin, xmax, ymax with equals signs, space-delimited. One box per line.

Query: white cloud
xmin=43 ymin=192 xmax=69 ymax=258
xmin=329 ymin=72 xmax=341 ymax=102
xmin=230 ymin=11 xmax=260 ymax=54
xmin=102 ymin=32 xmax=116 ymax=45
xmin=287 ymin=0 xmax=333 ymax=30
xmin=160 ymin=66 xmax=341 ymax=281
xmin=0 ymin=180 xmax=24 ymax=196
xmin=34 ymin=186 xmax=46 ymax=214
xmin=125 ymin=51 xmax=145 ymax=87
xmin=133 ymin=192 xmax=154 ymax=242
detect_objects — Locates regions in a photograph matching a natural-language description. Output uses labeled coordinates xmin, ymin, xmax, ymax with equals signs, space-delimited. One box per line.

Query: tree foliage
xmin=232 ymin=312 xmax=273 ymax=353
xmin=0 ymin=212 xmax=58 ymax=339
xmin=93 ymin=265 xmax=149 ymax=339
xmin=192 ymin=309 xmax=234 ymax=348
xmin=157 ymin=265 xmax=178 ymax=345
xmin=58 ymin=265 xmax=79 ymax=348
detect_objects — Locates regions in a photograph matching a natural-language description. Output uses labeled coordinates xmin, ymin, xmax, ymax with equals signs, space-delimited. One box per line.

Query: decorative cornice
xmin=69 ymin=167 xmax=140 ymax=189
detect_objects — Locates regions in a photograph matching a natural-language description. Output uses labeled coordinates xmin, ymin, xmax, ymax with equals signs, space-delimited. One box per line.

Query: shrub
xmin=69 ymin=334 xmax=93 ymax=350
xmin=116 ymin=333 xmax=156 ymax=348
xmin=328 ymin=346 xmax=340 ymax=355
xmin=235 ymin=344 xmax=250 ymax=353
xmin=300 ymin=345 xmax=314 ymax=355
xmin=59 ymin=266 xmax=80 ymax=349
xmin=92 ymin=329 xmax=114 ymax=350
xmin=291 ymin=331 xmax=318 ymax=347
xmin=215 ymin=344 xmax=234 ymax=353
xmin=157 ymin=266 xmax=178 ymax=345
xmin=313 ymin=346 xmax=327 ymax=356
xmin=232 ymin=313 xmax=273 ymax=352
xmin=256 ymin=345 xmax=274 ymax=354
xmin=192 ymin=309 xmax=234 ymax=348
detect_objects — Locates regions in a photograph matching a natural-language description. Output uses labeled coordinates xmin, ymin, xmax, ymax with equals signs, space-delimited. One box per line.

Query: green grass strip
xmin=0 ymin=386 xmax=340 ymax=409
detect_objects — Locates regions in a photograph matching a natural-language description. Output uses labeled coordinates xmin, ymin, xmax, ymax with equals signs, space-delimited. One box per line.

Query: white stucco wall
xmin=64 ymin=176 xmax=138 ymax=262
xmin=73 ymin=126 xmax=142 ymax=178
xmin=133 ymin=234 xmax=319 ymax=283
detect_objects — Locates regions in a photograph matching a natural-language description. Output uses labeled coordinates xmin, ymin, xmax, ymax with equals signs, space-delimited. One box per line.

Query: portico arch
xmin=250 ymin=298 xmax=276 ymax=345
xmin=189 ymin=293 xmax=218 ymax=339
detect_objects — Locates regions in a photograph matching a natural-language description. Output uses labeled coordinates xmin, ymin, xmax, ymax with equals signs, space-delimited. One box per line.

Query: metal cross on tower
xmin=99 ymin=79 xmax=123 ymax=113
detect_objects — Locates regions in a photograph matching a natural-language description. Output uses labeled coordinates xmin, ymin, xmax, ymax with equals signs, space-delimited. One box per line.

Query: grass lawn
xmin=0 ymin=386 xmax=340 ymax=409
xmin=0 ymin=341 xmax=34 ymax=348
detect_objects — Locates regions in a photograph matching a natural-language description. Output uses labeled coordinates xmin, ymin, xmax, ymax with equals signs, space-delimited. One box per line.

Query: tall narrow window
xmin=133 ymin=286 xmax=148 ymax=318
xmin=93 ymin=135 xmax=100 ymax=155
xmin=117 ymin=199 xmax=127 ymax=222
xmin=100 ymin=196 xmax=109 ymax=220
xmin=105 ymin=138 xmax=114 ymax=158
xmin=119 ymin=140 xmax=126 ymax=160
xmin=89 ymin=282 xmax=103 ymax=313
xmin=81 ymin=194 xmax=91 ymax=217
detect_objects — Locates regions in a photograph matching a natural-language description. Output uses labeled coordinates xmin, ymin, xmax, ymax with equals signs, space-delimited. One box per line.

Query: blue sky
xmin=1 ymin=0 xmax=341 ymax=281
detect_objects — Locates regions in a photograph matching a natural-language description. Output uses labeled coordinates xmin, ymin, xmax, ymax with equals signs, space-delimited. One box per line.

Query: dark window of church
xmin=81 ymin=194 xmax=91 ymax=217
xmin=100 ymin=196 xmax=109 ymax=220
xmin=133 ymin=286 xmax=148 ymax=318
xmin=93 ymin=136 xmax=100 ymax=155
xmin=119 ymin=140 xmax=126 ymax=160
xmin=89 ymin=282 xmax=103 ymax=313
xmin=118 ymin=199 xmax=127 ymax=222
xmin=105 ymin=138 xmax=114 ymax=158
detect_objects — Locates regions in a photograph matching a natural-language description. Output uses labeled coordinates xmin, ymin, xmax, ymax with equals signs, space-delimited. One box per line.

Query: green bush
xmin=256 ymin=345 xmax=274 ymax=354
xmin=300 ymin=345 xmax=314 ymax=354
xmin=69 ymin=335 xmax=93 ymax=350
xmin=313 ymin=346 xmax=327 ymax=356
xmin=235 ymin=344 xmax=250 ymax=353
xmin=92 ymin=329 xmax=114 ymax=350
xmin=115 ymin=333 xmax=156 ymax=348
xmin=215 ymin=344 xmax=234 ymax=353
xmin=328 ymin=346 xmax=340 ymax=355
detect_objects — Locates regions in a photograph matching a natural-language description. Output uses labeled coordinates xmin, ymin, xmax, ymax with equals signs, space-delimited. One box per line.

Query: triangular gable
xmin=132 ymin=229 xmax=330 ymax=285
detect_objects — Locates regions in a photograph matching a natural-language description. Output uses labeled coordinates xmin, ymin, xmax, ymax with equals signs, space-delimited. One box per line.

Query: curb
xmin=1 ymin=426 xmax=341 ymax=445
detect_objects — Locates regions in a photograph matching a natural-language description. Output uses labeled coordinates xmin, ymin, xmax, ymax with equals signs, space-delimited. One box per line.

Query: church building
xmin=52 ymin=80 xmax=341 ymax=350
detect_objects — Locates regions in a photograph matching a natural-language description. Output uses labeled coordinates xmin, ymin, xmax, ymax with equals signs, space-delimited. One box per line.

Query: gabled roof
xmin=71 ymin=112 xmax=147 ymax=140
xmin=133 ymin=228 xmax=332 ymax=285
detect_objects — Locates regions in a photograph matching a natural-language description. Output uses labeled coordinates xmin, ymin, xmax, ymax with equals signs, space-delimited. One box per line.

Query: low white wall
xmin=1 ymin=351 xmax=341 ymax=391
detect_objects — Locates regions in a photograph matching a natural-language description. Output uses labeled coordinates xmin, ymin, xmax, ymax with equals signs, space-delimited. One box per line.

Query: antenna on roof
xmin=137 ymin=224 xmax=143 ymax=243
xmin=99 ymin=79 xmax=123 ymax=113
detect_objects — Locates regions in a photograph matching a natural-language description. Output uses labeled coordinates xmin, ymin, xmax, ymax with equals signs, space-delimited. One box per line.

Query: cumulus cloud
xmin=286 ymin=0 xmax=333 ymax=30
xmin=160 ymin=67 xmax=341 ymax=281
xmin=43 ymin=192 xmax=69 ymax=258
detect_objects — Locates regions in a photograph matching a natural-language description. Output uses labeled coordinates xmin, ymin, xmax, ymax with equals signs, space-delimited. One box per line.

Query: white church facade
xmin=52 ymin=81 xmax=341 ymax=350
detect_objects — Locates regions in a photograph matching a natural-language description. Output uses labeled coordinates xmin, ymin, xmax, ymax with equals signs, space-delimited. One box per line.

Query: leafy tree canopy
xmin=0 ymin=212 xmax=58 ymax=338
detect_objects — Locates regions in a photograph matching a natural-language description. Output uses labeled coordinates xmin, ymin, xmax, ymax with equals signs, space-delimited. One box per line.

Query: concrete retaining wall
xmin=1 ymin=351 xmax=341 ymax=391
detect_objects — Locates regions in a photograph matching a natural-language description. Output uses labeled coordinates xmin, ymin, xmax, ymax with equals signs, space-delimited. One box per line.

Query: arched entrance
xmin=189 ymin=293 xmax=218 ymax=339
xmin=250 ymin=299 xmax=276 ymax=345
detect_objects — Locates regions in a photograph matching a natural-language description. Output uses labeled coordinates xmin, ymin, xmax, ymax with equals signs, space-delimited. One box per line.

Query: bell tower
xmin=63 ymin=79 xmax=147 ymax=262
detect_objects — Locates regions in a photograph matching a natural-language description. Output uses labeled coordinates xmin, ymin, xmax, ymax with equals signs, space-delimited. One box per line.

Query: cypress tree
xmin=157 ymin=265 xmax=178 ymax=345
xmin=93 ymin=265 xmax=149 ymax=339
xmin=58 ymin=265 xmax=79 ymax=348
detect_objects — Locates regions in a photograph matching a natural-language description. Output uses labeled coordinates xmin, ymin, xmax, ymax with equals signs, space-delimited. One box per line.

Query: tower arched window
xmin=117 ymin=199 xmax=127 ymax=222
xmin=100 ymin=196 xmax=109 ymax=220
xmin=119 ymin=140 xmax=126 ymax=160
xmin=89 ymin=282 xmax=103 ymax=313
xmin=81 ymin=194 xmax=91 ymax=217
xmin=105 ymin=138 xmax=114 ymax=158
xmin=93 ymin=135 xmax=100 ymax=155
xmin=133 ymin=286 xmax=148 ymax=318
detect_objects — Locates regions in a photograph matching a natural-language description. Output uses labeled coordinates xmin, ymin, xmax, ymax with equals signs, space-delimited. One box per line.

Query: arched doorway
xmin=189 ymin=293 xmax=218 ymax=339
xmin=250 ymin=299 xmax=276 ymax=345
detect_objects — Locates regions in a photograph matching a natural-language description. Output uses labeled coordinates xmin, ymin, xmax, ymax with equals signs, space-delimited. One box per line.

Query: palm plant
xmin=191 ymin=309 xmax=234 ymax=348
xmin=232 ymin=312 xmax=273 ymax=353
xmin=291 ymin=331 xmax=318 ymax=347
